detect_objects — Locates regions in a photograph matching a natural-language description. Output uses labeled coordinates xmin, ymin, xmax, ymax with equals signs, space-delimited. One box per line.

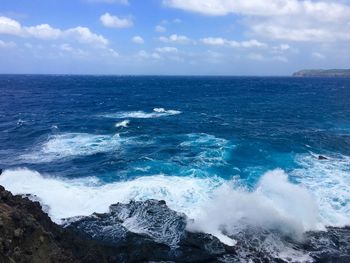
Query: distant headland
xmin=293 ymin=69 xmax=350 ymax=77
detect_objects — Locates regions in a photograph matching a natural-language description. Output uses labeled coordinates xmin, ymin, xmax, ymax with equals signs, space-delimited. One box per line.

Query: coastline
xmin=1 ymin=185 xmax=350 ymax=262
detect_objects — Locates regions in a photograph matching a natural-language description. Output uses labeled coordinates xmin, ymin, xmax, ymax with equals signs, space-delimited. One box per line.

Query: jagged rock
xmin=1 ymin=185 xmax=350 ymax=263
xmin=0 ymin=185 xmax=233 ymax=262
xmin=68 ymin=199 xmax=233 ymax=262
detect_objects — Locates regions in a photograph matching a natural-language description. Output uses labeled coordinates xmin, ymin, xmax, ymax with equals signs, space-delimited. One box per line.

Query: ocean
xmin=1 ymin=75 xmax=350 ymax=260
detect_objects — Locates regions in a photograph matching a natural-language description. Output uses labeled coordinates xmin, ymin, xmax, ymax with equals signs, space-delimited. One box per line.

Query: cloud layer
xmin=0 ymin=16 xmax=109 ymax=46
xmin=164 ymin=0 xmax=350 ymax=42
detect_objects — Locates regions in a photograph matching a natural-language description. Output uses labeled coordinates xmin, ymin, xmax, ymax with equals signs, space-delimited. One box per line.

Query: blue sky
xmin=0 ymin=0 xmax=349 ymax=75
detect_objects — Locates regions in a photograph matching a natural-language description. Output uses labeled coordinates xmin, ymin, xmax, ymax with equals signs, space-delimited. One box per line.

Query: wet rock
xmin=69 ymin=199 xmax=234 ymax=262
xmin=13 ymin=228 xmax=23 ymax=238
xmin=318 ymin=155 xmax=328 ymax=160
xmin=0 ymin=185 xmax=118 ymax=262
xmin=1 ymin=185 xmax=350 ymax=263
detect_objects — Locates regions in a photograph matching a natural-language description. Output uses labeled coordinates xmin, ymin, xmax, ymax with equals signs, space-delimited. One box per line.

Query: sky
xmin=0 ymin=0 xmax=349 ymax=75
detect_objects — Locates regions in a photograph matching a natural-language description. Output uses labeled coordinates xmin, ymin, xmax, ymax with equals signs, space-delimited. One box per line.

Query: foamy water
xmin=103 ymin=108 xmax=181 ymax=119
xmin=0 ymin=167 xmax=334 ymax=248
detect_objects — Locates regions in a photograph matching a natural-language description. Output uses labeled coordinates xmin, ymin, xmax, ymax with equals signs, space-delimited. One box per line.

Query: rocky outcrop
xmin=67 ymin=199 xmax=234 ymax=262
xmin=0 ymin=185 xmax=119 ymax=263
xmin=1 ymin=185 xmax=350 ymax=263
xmin=0 ymin=186 xmax=234 ymax=262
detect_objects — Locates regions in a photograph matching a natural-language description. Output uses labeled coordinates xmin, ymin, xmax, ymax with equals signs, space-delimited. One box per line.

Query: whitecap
xmin=0 ymin=167 xmax=333 ymax=262
xmin=21 ymin=133 xmax=121 ymax=162
xmin=115 ymin=120 xmax=130 ymax=128
xmin=188 ymin=169 xmax=323 ymax=244
xmin=292 ymin=153 xmax=350 ymax=227
xmin=103 ymin=108 xmax=181 ymax=119
xmin=0 ymin=168 xmax=325 ymax=239
xmin=0 ymin=168 xmax=222 ymax=224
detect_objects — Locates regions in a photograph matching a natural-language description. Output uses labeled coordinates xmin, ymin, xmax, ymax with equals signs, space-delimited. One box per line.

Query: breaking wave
xmin=21 ymin=133 xmax=122 ymax=162
xmin=0 ymin=168 xmax=330 ymax=241
xmin=103 ymin=108 xmax=181 ymax=119
xmin=115 ymin=120 xmax=130 ymax=128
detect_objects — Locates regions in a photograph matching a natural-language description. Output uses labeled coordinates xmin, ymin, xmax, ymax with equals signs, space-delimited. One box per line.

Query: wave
xmin=188 ymin=169 xmax=323 ymax=246
xmin=103 ymin=108 xmax=181 ymax=119
xmin=292 ymin=153 xmax=350 ymax=227
xmin=21 ymin=133 xmax=122 ymax=162
xmin=115 ymin=120 xmax=130 ymax=128
xmin=0 ymin=168 xmax=329 ymax=246
xmin=0 ymin=168 xmax=223 ymax=224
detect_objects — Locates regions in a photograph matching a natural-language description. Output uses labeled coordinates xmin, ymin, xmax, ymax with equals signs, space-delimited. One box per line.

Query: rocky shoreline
xmin=1 ymin=185 xmax=350 ymax=262
xmin=0 ymin=185 xmax=234 ymax=262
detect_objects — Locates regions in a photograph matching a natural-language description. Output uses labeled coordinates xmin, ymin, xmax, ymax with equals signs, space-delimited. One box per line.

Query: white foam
xmin=0 ymin=168 xmax=222 ymax=224
xmin=0 ymin=167 xmax=327 ymax=244
xmin=103 ymin=108 xmax=181 ymax=119
xmin=115 ymin=120 xmax=130 ymax=128
xmin=188 ymin=169 xmax=324 ymax=245
xmin=21 ymin=133 xmax=121 ymax=162
xmin=292 ymin=153 xmax=350 ymax=227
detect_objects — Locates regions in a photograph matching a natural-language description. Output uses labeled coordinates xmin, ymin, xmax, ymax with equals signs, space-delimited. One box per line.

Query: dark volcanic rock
xmin=1 ymin=185 xmax=350 ymax=263
xmin=0 ymin=186 xmax=233 ymax=262
xmin=68 ymin=199 xmax=234 ymax=262
xmin=0 ymin=185 xmax=118 ymax=263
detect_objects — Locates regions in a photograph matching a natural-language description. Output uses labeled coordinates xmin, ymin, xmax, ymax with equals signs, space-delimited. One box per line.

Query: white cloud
xmin=279 ymin=44 xmax=290 ymax=51
xmin=248 ymin=53 xmax=264 ymax=61
xmin=249 ymin=22 xmax=350 ymax=42
xmin=0 ymin=39 xmax=16 ymax=48
xmin=107 ymin=48 xmax=119 ymax=57
xmin=201 ymin=37 xmax=267 ymax=48
xmin=0 ymin=16 xmax=22 ymax=35
xmin=100 ymin=13 xmax=133 ymax=28
xmin=164 ymin=0 xmax=350 ymax=19
xmin=58 ymin=43 xmax=89 ymax=57
xmin=24 ymin=24 xmax=62 ymax=39
xmin=60 ymin=43 xmax=73 ymax=52
xmin=164 ymin=0 xmax=350 ymax=42
xmin=312 ymin=52 xmax=325 ymax=59
xmin=0 ymin=16 xmax=109 ymax=47
xmin=159 ymin=34 xmax=192 ymax=44
xmin=155 ymin=25 xmax=166 ymax=33
xmin=155 ymin=46 xmax=178 ymax=53
xmin=66 ymin=27 xmax=109 ymax=46
xmin=137 ymin=50 xmax=162 ymax=59
xmin=201 ymin=37 xmax=226 ymax=46
xmin=132 ymin=36 xmax=144 ymax=44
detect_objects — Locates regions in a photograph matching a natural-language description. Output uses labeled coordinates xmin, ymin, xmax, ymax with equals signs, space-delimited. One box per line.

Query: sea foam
xmin=293 ymin=153 xmax=350 ymax=227
xmin=0 ymin=167 xmax=327 ymax=246
xmin=103 ymin=108 xmax=181 ymax=119
xmin=115 ymin=120 xmax=130 ymax=128
xmin=0 ymin=168 xmax=222 ymax=223
xmin=21 ymin=133 xmax=122 ymax=162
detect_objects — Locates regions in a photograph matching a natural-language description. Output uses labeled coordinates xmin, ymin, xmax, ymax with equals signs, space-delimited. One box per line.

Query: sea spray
xmin=188 ymin=169 xmax=323 ymax=246
xmin=0 ymin=168 xmax=324 ymax=238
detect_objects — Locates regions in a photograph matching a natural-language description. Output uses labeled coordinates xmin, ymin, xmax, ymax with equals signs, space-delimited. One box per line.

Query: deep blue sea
xmin=1 ymin=75 xmax=350 ymax=258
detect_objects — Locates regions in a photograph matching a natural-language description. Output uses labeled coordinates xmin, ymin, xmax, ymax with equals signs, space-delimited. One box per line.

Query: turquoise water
xmin=0 ymin=75 xmax=350 ymax=252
